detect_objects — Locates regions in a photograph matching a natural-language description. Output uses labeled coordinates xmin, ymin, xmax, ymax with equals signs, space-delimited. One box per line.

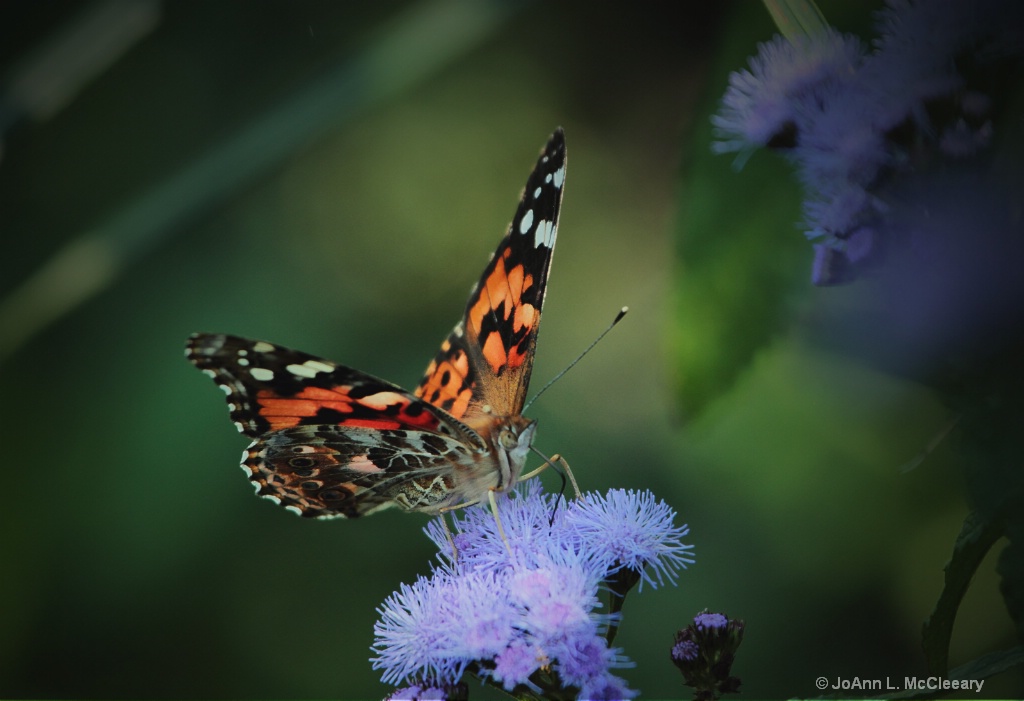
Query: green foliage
xmin=672 ymin=5 xmax=808 ymax=417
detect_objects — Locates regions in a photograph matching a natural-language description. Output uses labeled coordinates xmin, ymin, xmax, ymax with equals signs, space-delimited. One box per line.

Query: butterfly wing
xmin=415 ymin=128 xmax=566 ymax=421
xmin=244 ymin=424 xmax=480 ymax=518
xmin=188 ymin=130 xmax=566 ymax=518
xmin=186 ymin=333 xmax=488 ymax=517
xmin=186 ymin=333 xmax=483 ymax=443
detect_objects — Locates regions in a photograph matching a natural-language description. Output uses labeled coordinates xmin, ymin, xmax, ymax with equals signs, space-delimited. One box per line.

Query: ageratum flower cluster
xmin=671 ymin=611 xmax=745 ymax=700
xmin=713 ymin=0 xmax=1024 ymax=285
xmin=372 ymin=484 xmax=694 ymax=700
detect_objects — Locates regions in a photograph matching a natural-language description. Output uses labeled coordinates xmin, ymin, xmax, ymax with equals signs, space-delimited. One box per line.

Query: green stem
xmin=604 ymin=567 xmax=641 ymax=646
xmin=921 ymin=511 xmax=1004 ymax=676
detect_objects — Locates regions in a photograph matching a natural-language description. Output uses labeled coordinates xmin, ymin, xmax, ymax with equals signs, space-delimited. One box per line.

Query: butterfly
xmin=186 ymin=128 xmax=566 ymax=519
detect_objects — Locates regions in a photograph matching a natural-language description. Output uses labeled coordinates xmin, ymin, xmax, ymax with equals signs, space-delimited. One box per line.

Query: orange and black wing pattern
xmin=186 ymin=333 xmax=473 ymax=440
xmin=187 ymin=130 xmax=567 ymax=519
xmin=415 ymin=128 xmax=566 ymax=421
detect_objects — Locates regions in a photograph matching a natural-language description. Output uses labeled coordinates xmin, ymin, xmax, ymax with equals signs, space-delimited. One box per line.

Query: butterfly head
xmin=490 ymin=414 xmax=537 ymax=493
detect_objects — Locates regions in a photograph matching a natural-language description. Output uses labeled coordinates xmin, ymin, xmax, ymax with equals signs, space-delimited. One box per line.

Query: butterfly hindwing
xmin=416 ymin=128 xmax=566 ymax=421
xmin=245 ymin=424 xmax=479 ymax=519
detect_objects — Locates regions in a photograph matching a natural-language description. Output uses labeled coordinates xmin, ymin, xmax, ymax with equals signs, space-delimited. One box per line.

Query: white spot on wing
xmin=250 ymin=367 xmax=274 ymax=381
xmin=553 ymin=165 xmax=565 ymax=189
xmin=286 ymin=359 xmax=334 ymax=378
xmin=262 ymin=494 xmax=282 ymax=505
xmin=285 ymin=505 xmax=303 ymax=516
xmin=349 ymin=454 xmax=385 ymax=473
xmin=237 ymin=358 xmax=250 ymax=366
xmin=533 ymin=186 xmax=541 ymax=198
xmin=286 ymin=363 xmax=318 ymax=378
xmin=534 ymin=219 xmax=555 ymax=248
xmin=519 ymin=208 xmax=534 ymax=235
xmin=252 ymin=341 xmax=275 ymax=353
xmin=359 ymin=391 xmax=406 ymax=409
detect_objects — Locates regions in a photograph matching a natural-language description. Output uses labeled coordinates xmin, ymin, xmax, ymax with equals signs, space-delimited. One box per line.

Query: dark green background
xmin=1 ymin=2 xmax=1018 ymax=698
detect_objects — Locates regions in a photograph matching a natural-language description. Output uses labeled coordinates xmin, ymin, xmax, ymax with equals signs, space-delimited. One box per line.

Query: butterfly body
xmin=187 ymin=129 xmax=565 ymax=519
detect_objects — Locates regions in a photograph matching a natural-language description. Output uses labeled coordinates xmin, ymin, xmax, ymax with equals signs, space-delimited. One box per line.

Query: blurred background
xmin=1 ymin=1 xmax=1019 ymax=698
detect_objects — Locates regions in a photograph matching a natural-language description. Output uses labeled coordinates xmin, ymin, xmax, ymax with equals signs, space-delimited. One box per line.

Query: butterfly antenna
xmin=523 ymin=306 xmax=628 ymax=412
xmin=529 ymin=446 xmax=570 ymax=525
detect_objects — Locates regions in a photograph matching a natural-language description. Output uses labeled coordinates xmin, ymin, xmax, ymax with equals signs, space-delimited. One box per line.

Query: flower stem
xmin=921 ymin=511 xmax=1004 ymax=676
xmin=604 ymin=567 xmax=642 ymax=646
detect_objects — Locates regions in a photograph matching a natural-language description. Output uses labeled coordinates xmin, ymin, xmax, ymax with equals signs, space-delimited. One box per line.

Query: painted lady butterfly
xmin=186 ymin=129 xmax=566 ymax=519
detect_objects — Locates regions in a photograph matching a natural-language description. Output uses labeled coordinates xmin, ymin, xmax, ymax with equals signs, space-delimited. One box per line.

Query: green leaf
xmin=672 ymin=5 xmax=808 ymax=417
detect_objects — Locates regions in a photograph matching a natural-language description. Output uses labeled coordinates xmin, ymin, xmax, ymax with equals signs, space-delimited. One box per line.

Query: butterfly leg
xmin=436 ymin=511 xmax=462 ymax=564
xmin=439 ymin=490 xmax=515 ymax=562
xmin=438 ymin=499 xmax=481 ymax=566
xmin=487 ymin=489 xmax=513 ymax=558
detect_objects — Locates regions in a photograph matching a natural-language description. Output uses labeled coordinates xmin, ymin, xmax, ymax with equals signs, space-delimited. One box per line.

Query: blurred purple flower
xmin=712 ymin=29 xmax=865 ymax=155
xmin=713 ymin=0 xmax=1024 ymax=286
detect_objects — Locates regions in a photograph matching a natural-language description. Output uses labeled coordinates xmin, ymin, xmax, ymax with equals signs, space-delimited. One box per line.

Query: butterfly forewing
xmin=186 ymin=333 xmax=479 ymax=443
xmin=416 ymin=128 xmax=566 ymax=421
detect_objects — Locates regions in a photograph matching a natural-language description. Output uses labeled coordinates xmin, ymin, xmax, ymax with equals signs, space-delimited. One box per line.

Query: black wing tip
xmin=546 ymin=127 xmax=565 ymax=159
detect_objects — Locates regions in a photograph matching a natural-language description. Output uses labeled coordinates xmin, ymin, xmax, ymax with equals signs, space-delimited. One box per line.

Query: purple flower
xmin=694 ymin=612 xmax=729 ymax=630
xmin=371 ymin=575 xmax=470 ymax=686
xmin=672 ymin=611 xmax=746 ymax=699
xmin=491 ymin=639 xmax=544 ymax=690
xmin=565 ymin=488 xmax=695 ymax=590
xmin=373 ymin=485 xmax=691 ymax=697
xmin=385 ymin=685 xmax=451 ymax=701
xmin=579 ymin=673 xmax=638 ymax=701
xmin=672 ymin=638 xmax=700 ymax=663
xmin=713 ymin=0 xmax=1024 ymax=285
xmin=712 ymin=29 xmax=865 ymax=154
